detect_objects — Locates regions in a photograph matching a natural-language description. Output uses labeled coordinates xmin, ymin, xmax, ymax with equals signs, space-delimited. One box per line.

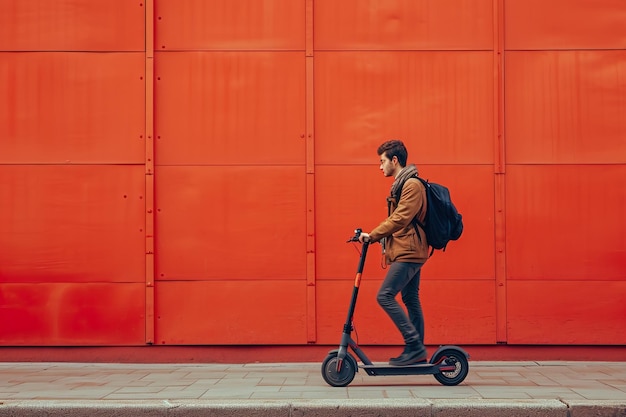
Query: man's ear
xmin=392 ymin=155 xmax=399 ymax=165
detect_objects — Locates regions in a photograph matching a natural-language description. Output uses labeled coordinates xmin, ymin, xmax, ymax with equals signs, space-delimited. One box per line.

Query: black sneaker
xmin=389 ymin=343 xmax=427 ymax=366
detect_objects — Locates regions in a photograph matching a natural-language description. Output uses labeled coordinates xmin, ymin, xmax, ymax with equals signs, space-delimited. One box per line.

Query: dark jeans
xmin=377 ymin=261 xmax=424 ymax=345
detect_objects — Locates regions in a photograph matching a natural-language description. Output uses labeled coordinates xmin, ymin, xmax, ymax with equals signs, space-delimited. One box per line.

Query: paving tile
xmin=112 ymin=386 xmax=165 ymax=394
xmin=382 ymin=389 xmax=416 ymax=398
xmin=471 ymin=387 xmax=533 ymax=399
xmin=299 ymin=390 xmax=351 ymax=399
xmin=571 ymin=387 xmax=626 ymax=400
xmin=410 ymin=386 xmax=481 ymax=399
xmin=517 ymin=387 xmax=586 ymax=400
xmin=251 ymin=392 xmax=304 ymax=399
xmin=258 ymin=377 xmax=286 ymax=386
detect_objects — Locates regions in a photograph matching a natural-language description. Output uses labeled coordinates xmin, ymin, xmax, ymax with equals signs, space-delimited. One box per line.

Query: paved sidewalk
xmin=1 ymin=361 xmax=625 ymax=416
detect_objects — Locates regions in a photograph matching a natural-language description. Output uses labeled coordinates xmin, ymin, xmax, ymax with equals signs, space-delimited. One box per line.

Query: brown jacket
xmin=369 ymin=178 xmax=429 ymax=264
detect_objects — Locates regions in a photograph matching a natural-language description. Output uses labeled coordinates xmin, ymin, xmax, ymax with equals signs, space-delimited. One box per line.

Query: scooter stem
xmin=337 ymin=240 xmax=370 ymax=368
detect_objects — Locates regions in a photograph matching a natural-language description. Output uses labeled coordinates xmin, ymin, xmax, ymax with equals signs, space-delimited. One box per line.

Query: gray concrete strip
xmin=0 ymin=400 xmax=294 ymax=417
xmin=2 ymin=399 xmax=626 ymax=417
xmin=166 ymin=400 xmax=293 ymax=417
xmin=431 ymin=399 xmax=568 ymax=417
xmin=0 ymin=399 xmax=582 ymax=417
xmin=0 ymin=400 xmax=172 ymax=417
xmin=290 ymin=399 xmax=432 ymax=416
xmin=564 ymin=400 xmax=626 ymax=417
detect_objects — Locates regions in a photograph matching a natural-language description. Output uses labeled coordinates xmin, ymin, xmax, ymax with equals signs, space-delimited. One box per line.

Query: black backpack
xmin=391 ymin=176 xmax=463 ymax=255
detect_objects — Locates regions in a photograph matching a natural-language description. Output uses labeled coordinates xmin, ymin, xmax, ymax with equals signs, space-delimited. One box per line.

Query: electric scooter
xmin=321 ymin=229 xmax=470 ymax=387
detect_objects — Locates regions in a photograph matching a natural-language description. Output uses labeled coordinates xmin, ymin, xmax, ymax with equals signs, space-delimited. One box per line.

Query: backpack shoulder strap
xmin=414 ymin=177 xmax=429 ymax=230
xmin=389 ymin=174 xmax=427 ymax=244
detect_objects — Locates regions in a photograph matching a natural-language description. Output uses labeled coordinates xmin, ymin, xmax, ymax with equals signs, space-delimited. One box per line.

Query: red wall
xmin=1 ymin=0 xmax=625 ymax=349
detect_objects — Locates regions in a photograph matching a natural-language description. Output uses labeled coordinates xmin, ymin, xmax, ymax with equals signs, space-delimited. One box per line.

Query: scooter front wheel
xmin=321 ymin=353 xmax=357 ymax=387
xmin=432 ymin=348 xmax=469 ymax=386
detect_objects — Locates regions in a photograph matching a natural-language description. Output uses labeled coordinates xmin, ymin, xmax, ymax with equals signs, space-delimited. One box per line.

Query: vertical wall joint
xmin=144 ymin=0 xmax=155 ymax=345
xmin=494 ymin=0 xmax=507 ymax=344
xmin=305 ymin=0 xmax=316 ymax=343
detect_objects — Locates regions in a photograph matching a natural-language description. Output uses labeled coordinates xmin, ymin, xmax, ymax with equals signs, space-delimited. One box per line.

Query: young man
xmin=358 ymin=139 xmax=429 ymax=366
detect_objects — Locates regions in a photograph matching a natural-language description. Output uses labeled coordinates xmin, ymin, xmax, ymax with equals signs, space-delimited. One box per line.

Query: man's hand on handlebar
xmin=358 ymin=232 xmax=371 ymax=243
xmin=347 ymin=228 xmax=371 ymax=243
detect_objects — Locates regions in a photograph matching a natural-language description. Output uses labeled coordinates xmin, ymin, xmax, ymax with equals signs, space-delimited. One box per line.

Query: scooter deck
xmin=360 ymin=362 xmax=457 ymax=376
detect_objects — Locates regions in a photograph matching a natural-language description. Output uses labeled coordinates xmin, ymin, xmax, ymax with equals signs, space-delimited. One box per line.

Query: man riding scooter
xmin=358 ymin=139 xmax=429 ymax=366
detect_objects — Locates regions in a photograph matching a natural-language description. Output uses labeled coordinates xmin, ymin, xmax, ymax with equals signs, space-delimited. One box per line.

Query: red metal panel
xmin=155 ymin=51 xmax=305 ymax=165
xmin=0 ymin=283 xmax=145 ymax=345
xmin=505 ymin=0 xmax=626 ymax=50
xmin=0 ymin=0 xmax=144 ymax=51
xmin=507 ymin=281 xmax=626 ymax=344
xmin=155 ymin=166 xmax=306 ymax=280
xmin=315 ymin=165 xmax=495 ymax=281
xmin=506 ymin=165 xmax=626 ymax=281
xmin=0 ymin=52 xmax=145 ymax=164
xmin=0 ymin=165 xmax=145 ymax=283
xmin=315 ymin=0 xmax=493 ymax=50
xmin=506 ymin=51 xmax=626 ymax=164
xmin=155 ymin=281 xmax=307 ymax=344
xmin=316 ymin=280 xmax=496 ymax=345
xmin=154 ymin=0 xmax=305 ymax=50
xmin=315 ymin=51 xmax=494 ymax=165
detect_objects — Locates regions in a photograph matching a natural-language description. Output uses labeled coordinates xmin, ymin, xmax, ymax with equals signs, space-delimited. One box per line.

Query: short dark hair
xmin=377 ymin=140 xmax=408 ymax=167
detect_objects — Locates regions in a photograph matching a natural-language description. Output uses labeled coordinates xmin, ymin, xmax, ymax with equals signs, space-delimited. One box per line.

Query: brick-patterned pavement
xmin=1 ymin=361 xmax=625 ymax=401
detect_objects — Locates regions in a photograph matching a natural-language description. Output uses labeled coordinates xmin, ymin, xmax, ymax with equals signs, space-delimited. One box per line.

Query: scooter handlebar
xmin=347 ymin=228 xmax=363 ymax=243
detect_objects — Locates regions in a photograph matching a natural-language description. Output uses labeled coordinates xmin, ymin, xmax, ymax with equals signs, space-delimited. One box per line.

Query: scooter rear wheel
xmin=321 ymin=353 xmax=357 ymax=387
xmin=432 ymin=349 xmax=469 ymax=386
